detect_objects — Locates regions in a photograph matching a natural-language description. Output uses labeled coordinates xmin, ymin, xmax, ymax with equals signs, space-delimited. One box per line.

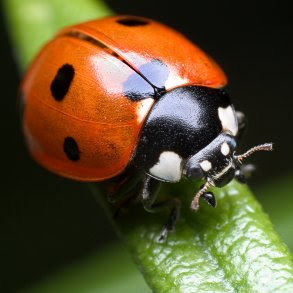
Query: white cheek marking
xmin=149 ymin=151 xmax=182 ymax=182
xmin=218 ymin=106 xmax=238 ymax=136
xmin=221 ymin=142 xmax=230 ymax=156
xmin=200 ymin=160 xmax=212 ymax=172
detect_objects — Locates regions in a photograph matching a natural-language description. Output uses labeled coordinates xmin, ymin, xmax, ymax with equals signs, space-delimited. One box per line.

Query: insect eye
xmin=185 ymin=165 xmax=204 ymax=180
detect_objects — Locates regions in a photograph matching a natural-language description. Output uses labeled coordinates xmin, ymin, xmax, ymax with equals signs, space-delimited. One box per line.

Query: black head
xmin=184 ymin=133 xmax=237 ymax=187
xmin=184 ymin=133 xmax=273 ymax=188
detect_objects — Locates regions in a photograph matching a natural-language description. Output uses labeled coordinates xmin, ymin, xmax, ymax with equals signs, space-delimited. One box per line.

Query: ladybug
xmin=20 ymin=15 xmax=272 ymax=241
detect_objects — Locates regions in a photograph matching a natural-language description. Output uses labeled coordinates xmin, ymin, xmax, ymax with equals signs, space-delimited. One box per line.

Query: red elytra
xmin=20 ymin=15 xmax=227 ymax=182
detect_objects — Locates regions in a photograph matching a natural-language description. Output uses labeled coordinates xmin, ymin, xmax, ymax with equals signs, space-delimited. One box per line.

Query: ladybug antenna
xmin=191 ymin=179 xmax=214 ymax=211
xmin=235 ymin=143 xmax=273 ymax=163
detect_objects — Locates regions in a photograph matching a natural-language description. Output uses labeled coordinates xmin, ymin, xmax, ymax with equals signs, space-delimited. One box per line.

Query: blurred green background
xmin=1 ymin=0 xmax=292 ymax=292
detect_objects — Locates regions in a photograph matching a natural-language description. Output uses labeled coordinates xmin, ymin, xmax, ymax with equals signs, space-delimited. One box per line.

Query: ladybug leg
xmin=99 ymin=169 xmax=143 ymax=217
xmin=156 ymin=199 xmax=181 ymax=242
xmin=113 ymin=189 xmax=141 ymax=219
xmin=141 ymin=175 xmax=181 ymax=242
xmin=236 ymin=111 xmax=247 ymax=141
xmin=235 ymin=112 xmax=260 ymax=183
xmin=107 ymin=170 xmax=141 ymax=204
xmin=235 ymin=164 xmax=256 ymax=183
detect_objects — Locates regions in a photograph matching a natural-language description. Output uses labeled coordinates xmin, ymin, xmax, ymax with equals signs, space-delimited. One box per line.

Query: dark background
xmin=1 ymin=1 xmax=292 ymax=292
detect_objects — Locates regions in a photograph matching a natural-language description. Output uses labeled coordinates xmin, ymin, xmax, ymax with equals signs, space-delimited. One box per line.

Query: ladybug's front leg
xmin=235 ymin=164 xmax=256 ymax=183
xmin=107 ymin=168 xmax=142 ymax=204
xmin=105 ymin=170 xmax=143 ymax=218
xmin=235 ymin=111 xmax=257 ymax=183
xmin=235 ymin=111 xmax=255 ymax=183
xmin=141 ymin=175 xmax=181 ymax=242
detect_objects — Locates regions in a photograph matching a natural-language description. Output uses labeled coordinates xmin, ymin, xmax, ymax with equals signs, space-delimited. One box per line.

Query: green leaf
xmin=92 ymin=180 xmax=293 ymax=292
xmin=256 ymin=174 xmax=293 ymax=251
xmin=3 ymin=0 xmax=111 ymax=69
xmin=3 ymin=0 xmax=293 ymax=291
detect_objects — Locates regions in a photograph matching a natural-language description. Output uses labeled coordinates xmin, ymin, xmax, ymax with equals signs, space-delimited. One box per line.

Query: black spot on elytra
xmin=117 ymin=17 xmax=149 ymax=27
xmin=63 ymin=137 xmax=80 ymax=161
xmin=123 ymin=59 xmax=169 ymax=101
xmin=50 ymin=64 xmax=74 ymax=101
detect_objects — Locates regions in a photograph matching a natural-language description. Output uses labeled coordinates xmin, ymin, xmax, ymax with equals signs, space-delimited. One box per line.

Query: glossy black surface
xmin=203 ymin=192 xmax=217 ymax=208
xmin=214 ymin=166 xmax=236 ymax=187
xmin=133 ymin=85 xmax=232 ymax=171
xmin=184 ymin=133 xmax=237 ymax=179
